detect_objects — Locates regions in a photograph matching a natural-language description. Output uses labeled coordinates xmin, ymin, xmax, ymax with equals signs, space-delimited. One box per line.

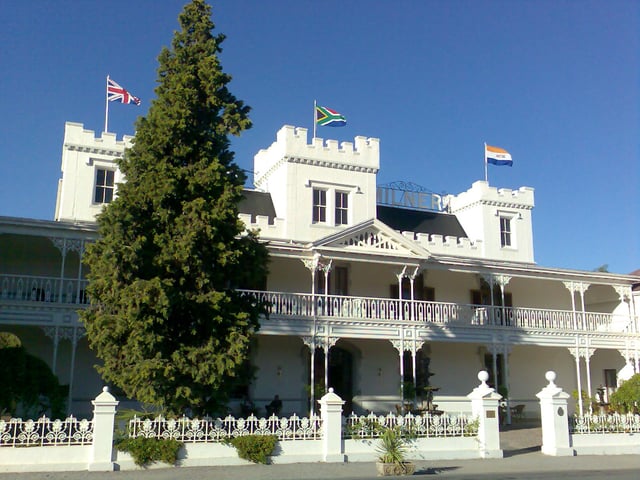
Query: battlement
xmin=406 ymin=231 xmax=483 ymax=258
xmin=254 ymin=125 xmax=379 ymax=185
xmin=63 ymin=122 xmax=134 ymax=156
xmin=238 ymin=213 xmax=286 ymax=238
xmin=447 ymin=180 xmax=535 ymax=212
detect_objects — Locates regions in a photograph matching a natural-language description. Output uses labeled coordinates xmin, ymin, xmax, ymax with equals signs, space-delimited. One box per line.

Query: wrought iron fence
xmin=0 ymin=416 xmax=94 ymax=447
xmin=569 ymin=413 xmax=640 ymax=434
xmin=128 ymin=413 xmax=323 ymax=443
xmin=344 ymin=412 xmax=478 ymax=439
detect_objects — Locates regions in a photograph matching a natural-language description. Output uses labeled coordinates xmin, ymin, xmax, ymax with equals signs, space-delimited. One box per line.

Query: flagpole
xmin=313 ymin=100 xmax=317 ymax=139
xmin=484 ymin=142 xmax=488 ymax=183
xmin=104 ymin=75 xmax=110 ymax=133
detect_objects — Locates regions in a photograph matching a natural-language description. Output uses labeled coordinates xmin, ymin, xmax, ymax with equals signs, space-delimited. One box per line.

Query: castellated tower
xmin=253 ymin=125 xmax=380 ymax=242
xmin=55 ymin=122 xmax=133 ymax=223
xmin=445 ymin=181 xmax=536 ymax=263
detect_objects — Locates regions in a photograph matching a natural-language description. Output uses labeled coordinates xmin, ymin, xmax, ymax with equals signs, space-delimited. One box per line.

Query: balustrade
xmin=0 ymin=274 xmax=89 ymax=305
xmin=241 ymin=290 xmax=636 ymax=334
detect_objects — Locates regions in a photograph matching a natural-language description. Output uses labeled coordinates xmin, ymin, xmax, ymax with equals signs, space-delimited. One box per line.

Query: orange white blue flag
xmin=485 ymin=144 xmax=513 ymax=166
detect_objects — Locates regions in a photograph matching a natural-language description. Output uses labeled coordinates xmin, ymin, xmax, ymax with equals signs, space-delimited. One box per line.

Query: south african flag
xmin=315 ymin=105 xmax=347 ymax=127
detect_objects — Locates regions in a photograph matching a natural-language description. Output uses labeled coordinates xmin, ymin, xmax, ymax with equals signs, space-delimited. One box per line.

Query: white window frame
xmin=335 ymin=191 xmax=349 ymax=226
xmin=312 ymin=188 xmax=327 ymax=223
xmin=308 ymin=180 xmax=358 ymax=227
xmin=94 ymin=168 xmax=116 ymax=204
xmin=497 ymin=210 xmax=519 ymax=249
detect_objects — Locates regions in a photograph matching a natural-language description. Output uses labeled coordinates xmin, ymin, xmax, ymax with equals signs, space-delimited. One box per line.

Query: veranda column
xmin=576 ymin=282 xmax=590 ymax=331
xmin=536 ymin=371 xmax=572 ymax=456
xmin=51 ymin=238 xmax=67 ymax=303
xmin=584 ymin=341 xmax=594 ymax=412
xmin=495 ymin=275 xmax=511 ymax=326
xmin=569 ymin=341 xmax=583 ymax=414
xmin=42 ymin=326 xmax=60 ymax=377
xmin=302 ymin=336 xmax=317 ymax=415
xmin=502 ymin=344 xmax=512 ymax=425
xmin=488 ymin=344 xmax=499 ymax=390
xmin=391 ymin=339 xmax=407 ymax=409
xmin=62 ymin=326 xmax=84 ymax=415
xmin=395 ymin=267 xmax=407 ymax=320
xmin=481 ymin=273 xmax=496 ymax=324
xmin=321 ymin=337 xmax=339 ymax=393
xmin=409 ymin=267 xmax=418 ymax=321
xmin=563 ymin=281 xmax=578 ymax=330
xmin=76 ymin=240 xmax=85 ymax=303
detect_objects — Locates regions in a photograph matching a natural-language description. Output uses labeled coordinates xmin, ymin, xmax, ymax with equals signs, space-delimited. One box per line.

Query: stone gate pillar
xmin=536 ymin=371 xmax=572 ymax=456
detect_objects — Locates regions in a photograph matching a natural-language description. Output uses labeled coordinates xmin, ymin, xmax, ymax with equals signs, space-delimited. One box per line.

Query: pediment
xmin=310 ymin=219 xmax=430 ymax=259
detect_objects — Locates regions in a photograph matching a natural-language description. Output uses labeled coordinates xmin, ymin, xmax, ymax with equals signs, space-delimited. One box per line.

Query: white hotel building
xmin=1 ymin=122 xmax=638 ymax=418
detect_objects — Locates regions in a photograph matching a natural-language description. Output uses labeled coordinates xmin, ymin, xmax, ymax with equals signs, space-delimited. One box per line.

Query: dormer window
xmin=94 ymin=168 xmax=115 ymax=204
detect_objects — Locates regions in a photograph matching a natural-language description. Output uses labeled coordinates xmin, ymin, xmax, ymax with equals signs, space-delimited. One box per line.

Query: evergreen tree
xmin=81 ymin=0 xmax=268 ymax=415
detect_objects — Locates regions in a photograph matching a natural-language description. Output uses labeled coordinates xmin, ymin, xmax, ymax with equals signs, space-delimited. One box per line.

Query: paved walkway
xmin=1 ymin=426 xmax=638 ymax=479
xmin=1 ymin=452 xmax=639 ymax=480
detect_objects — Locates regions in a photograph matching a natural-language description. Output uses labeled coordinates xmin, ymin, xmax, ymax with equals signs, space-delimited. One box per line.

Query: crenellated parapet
xmin=254 ymin=125 xmax=379 ymax=188
xmin=446 ymin=180 xmax=535 ymax=213
xmin=238 ymin=213 xmax=286 ymax=238
xmin=63 ymin=122 xmax=133 ymax=157
xmin=402 ymin=231 xmax=483 ymax=257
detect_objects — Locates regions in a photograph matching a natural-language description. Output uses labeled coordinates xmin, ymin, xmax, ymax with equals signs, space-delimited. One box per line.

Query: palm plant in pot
xmin=375 ymin=427 xmax=415 ymax=476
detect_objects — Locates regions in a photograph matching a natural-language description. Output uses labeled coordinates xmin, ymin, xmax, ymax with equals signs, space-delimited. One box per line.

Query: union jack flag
xmin=107 ymin=77 xmax=141 ymax=105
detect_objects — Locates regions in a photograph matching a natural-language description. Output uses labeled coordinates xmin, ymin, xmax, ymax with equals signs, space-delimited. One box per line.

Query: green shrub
xmin=609 ymin=374 xmax=640 ymax=413
xmin=116 ymin=437 xmax=183 ymax=467
xmin=226 ymin=434 xmax=277 ymax=464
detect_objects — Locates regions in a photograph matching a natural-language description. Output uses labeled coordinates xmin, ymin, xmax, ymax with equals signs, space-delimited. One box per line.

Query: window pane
xmin=106 ymin=170 xmax=115 ymax=186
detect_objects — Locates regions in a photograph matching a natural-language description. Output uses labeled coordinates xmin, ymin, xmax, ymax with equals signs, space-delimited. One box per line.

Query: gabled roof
xmin=376 ymin=205 xmax=468 ymax=238
xmin=308 ymin=218 xmax=431 ymax=262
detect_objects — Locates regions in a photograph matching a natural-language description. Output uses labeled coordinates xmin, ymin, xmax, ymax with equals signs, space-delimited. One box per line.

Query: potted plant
xmin=375 ymin=427 xmax=415 ymax=476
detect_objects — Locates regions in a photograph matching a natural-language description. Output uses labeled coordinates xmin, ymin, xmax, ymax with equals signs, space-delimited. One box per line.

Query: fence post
xmin=88 ymin=387 xmax=119 ymax=471
xmin=467 ymin=370 xmax=503 ymax=459
xmin=319 ymin=387 xmax=345 ymax=462
xmin=536 ymin=371 xmax=572 ymax=456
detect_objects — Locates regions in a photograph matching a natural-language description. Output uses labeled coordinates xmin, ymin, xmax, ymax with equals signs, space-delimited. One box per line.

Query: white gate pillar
xmin=319 ymin=388 xmax=345 ymax=462
xmin=467 ymin=371 xmax=503 ymax=459
xmin=88 ymin=387 xmax=119 ymax=471
xmin=536 ymin=371 xmax=572 ymax=456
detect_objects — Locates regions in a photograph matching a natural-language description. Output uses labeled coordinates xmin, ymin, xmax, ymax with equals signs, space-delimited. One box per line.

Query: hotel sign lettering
xmin=376 ymin=186 xmax=443 ymax=212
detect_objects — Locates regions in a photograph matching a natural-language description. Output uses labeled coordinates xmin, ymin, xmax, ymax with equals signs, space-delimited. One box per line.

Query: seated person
xmin=265 ymin=394 xmax=283 ymax=416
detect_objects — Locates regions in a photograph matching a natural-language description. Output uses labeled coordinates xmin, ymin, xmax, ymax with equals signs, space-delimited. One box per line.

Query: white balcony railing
xmin=0 ymin=274 xmax=89 ymax=305
xmin=240 ymin=290 xmax=637 ymax=334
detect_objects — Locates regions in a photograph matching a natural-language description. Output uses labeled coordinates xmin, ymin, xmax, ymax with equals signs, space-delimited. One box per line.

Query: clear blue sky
xmin=1 ymin=0 xmax=637 ymax=274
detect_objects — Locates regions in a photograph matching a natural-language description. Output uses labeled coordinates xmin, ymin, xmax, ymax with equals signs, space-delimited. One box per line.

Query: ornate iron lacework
xmin=128 ymin=414 xmax=323 ymax=442
xmin=569 ymin=413 xmax=640 ymax=434
xmin=344 ymin=412 xmax=478 ymax=439
xmin=0 ymin=416 xmax=93 ymax=447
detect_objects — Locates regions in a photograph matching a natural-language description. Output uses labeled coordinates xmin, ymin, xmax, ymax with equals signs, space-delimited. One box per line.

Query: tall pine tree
xmin=81 ymin=0 xmax=269 ymax=415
